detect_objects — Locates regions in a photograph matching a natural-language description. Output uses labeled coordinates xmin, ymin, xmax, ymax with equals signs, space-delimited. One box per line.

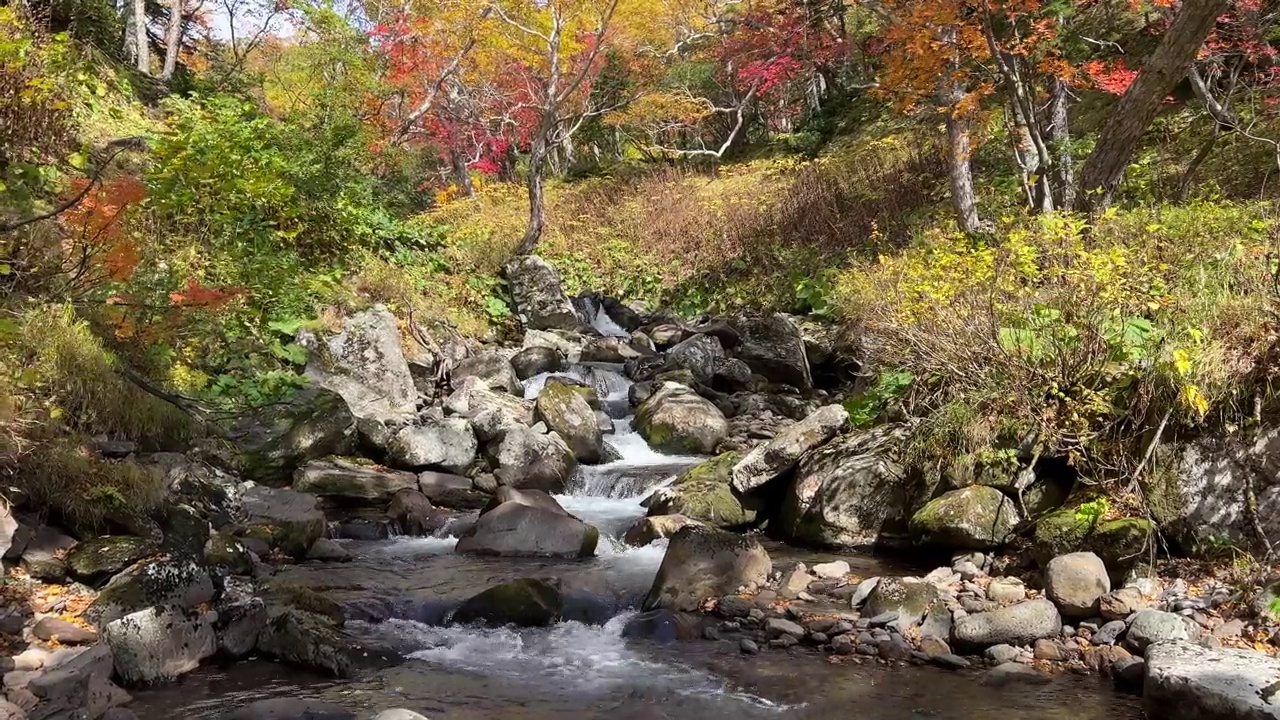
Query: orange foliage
xmin=62 ymin=175 xmax=147 ymax=282
xmin=168 ymin=278 xmax=241 ymax=308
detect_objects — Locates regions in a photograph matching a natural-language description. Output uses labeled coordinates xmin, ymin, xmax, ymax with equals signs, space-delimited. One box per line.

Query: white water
xmin=576 ymin=296 xmax=631 ymax=338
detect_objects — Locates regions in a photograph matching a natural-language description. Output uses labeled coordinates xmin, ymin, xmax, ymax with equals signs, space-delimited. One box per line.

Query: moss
xmin=1031 ymin=508 xmax=1154 ymax=577
xmin=452 ymin=578 xmax=563 ymax=627
xmin=204 ymin=532 xmax=253 ymax=574
xmin=65 ymin=536 xmax=158 ymax=581
xmin=648 ymin=452 xmax=755 ymax=528
xmin=909 ymin=486 xmax=1019 ymax=548
xmin=265 ymin=582 xmax=346 ymax=624
xmin=579 ymin=525 xmax=600 ymax=557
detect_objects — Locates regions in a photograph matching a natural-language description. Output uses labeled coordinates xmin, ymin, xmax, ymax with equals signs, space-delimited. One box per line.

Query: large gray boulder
xmin=446 ymin=377 xmax=536 ymax=443
xmin=506 ymin=255 xmax=582 ymax=331
xmin=730 ymin=314 xmax=812 ymax=391
xmin=662 ymin=334 xmax=725 ymax=384
xmin=634 ymin=382 xmax=728 ymax=455
xmin=24 ymin=643 xmax=129 ymax=719
xmin=302 ymin=307 xmax=418 ymax=423
xmin=483 ymin=486 xmax=570 ymax=516
xmin=452 ymin=578 xmax=563 ymax=627
xmin=862 ymin=577 xmax=940 ymax=630
xmin=952 ymin=599 xmax=1062 ymax=649
xmin=910 ymin=486 xmax=1021 ymax=549
xmin=104 ymin=606 xmax=217 ymax=685
xmin=1144 ymin=641 xmax=1280 ymax=720
xmin=731 ymin=404 xmax=848 ymax=494
xmin=622 ymin=514 xmax=703 ymax=547
xmin=1127 ymin=609 xmax=1191 ymax=652
xmin=386 ymin=489 xmax=449 ymax=536
xmin=510 ymin=346 xmax=564 ymax=380
xmin=1044 ymin=551 xmax=1111 ymax=618
xmin=780 ymin=425 xmax=913 ymax=547
xmin=452 ymin=350 xmax=522 ymax=395
xmin=417 ymin=471 xmax=488 ymax=510
xmin=232 ymin=388 xmax=354 ymax=483
xmin=386 ymin=413 xmax=477 ymax=474
xmin=240 ymin=485 xmax=327 ymax=558
xmin=215 ymin=581 xmax=269 ymax=659
xmin=535 ymin=380 xmax=605 ymax=464
xmin=455 ymin=501 xmax=598 ymax=558
xmin=87 ymin=558 xmax=215 ymax=627
xmin=65 ymin=536 xmax=157 ymax=583
xmin=643 ymin=525 xmax=771 ymax=612
xmin=489 ymin=425 xmax=576 ymax=493
xmin=644 ymin=452 xmax=755 ymax=528
xmin=293 ymin=457 xmax=417 ymax=502
xmin=257 ymin=609 xmax=351 ymax=677
xmin=1152 ymin=427 xmax=1280 ymax=557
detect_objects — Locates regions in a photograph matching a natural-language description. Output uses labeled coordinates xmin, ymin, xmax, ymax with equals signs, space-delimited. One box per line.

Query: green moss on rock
xmin=909 ymin=486 xmax=1021 ymax=549
xmin=645 ymin=452 xmax=755 ymax=528
xmin=452 ymin=578 xmax=563 ymax=626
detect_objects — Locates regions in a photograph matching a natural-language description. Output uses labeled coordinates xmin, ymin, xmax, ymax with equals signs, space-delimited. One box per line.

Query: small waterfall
xmin=573 ymin=296 xmax=630 ymax=338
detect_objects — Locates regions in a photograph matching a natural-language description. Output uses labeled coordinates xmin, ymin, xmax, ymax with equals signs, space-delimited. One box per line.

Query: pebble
xmin=811 ymin=561 xmax=850 ymax=579
xmin=739 ymin=638 xmax=759 ymax=655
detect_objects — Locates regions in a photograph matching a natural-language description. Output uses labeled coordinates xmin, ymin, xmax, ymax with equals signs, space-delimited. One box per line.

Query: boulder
xmin=622 ymin=514 xmax=703 ymax=547
xmin=162 ymin=503 xmax=214 ymax=559
xmin=730 ymin=314 xmax=812 ymax=391
xmin=32 ymin=617 xmax=98 ymax=645
xmin=535 ymin=380 xmax=605 ymax=464
xmin=257 ymin=609 xmax=351 ymax=677
xmin=909 ymin=486 xmax=1021 ymax=549
xmin=730 ymin=404 xmax=848 ymax=494
xmin=489 ymin=425 xmax=576 ymax=493
xmin=779 ymin=426 xmax=914 ymax=548
xmin=417 ymin=471 xmax=488 ymax=510
xmin=21 ymin=526 xmax=77 ymax=583
xmin=482 ymin=487 xmax=569 ymax=516
xmin=25 ymin=643 xmax=127 ymax=719
xmin=232 ymin=388 xmax=355 ymax=484
xmin=455 ymin=502 xmax=598 ymax=558
xmin=643 ymin=525 xmax=771 ymax=612
xmin=65 ymin=536 xmax=158 ymax=584
xmin=104 ymin=606 xmax=217 ymax=685
xmin=643 ymin=452 xmax=755 ymax=528
xmin=241 ymin=485 xmax=327 ymax=558
xmin=634 ymin=382 xmax=728 ymax=455
xmin=1100 ymin=587 xmax=1148 ymax=621
xmin=862 ymin=577 xmax=940 ymax=630
xmin=506 ymin=255 xmax=581 ymax=331
xmin=301 ymin=308 xmax=418 ymax=423
xmin=1032 ymin=509 xmax=1154 ymax=581
xmin=293 ymin=457 xmax=417 ymax=502
xmin=452 ymin=351 xmax=522 ymax=395
xmin=87 ymin=558 xmax=215 ymax=627
xmin=580 ymin=337 xmax=648 ymax=364
xmin=204 ymin=533 xmax=253 ymax=574
xmin=521 ymin=328 xmax=587 ymax=360
xmin=306 ymin=538 xmax=351 ymax=562
xmin=661 ymin=334 xmax=726 ymax=384
xmin=1127 ymin=609 xmax=1191 ymax=652
xmin=1145 ymin=641 xmax=1280 ymax=720
xmin=386 ymin=414 xmax=477 ymax=474
xmin=225 ymin=699 xmax=356 ymax=720
xmin=386 ymin=489 xmax=449 ymax=536
xmin=510 ymin=346 xmax=563 ymax=380
xmin=1044 ymin=551 xmax=1111 ymax=618
xmin=620 ymin=609 xmax=702 ymax=642
xmin=215 ymin=584 xmax=268 ymax=659
xmin=445 ymin=377 xmax=536 ymax=429
xmin=452 ymin=578 xmax=563 ymax=627
xmin=952 ymin=599 xmax=1062 ymax=649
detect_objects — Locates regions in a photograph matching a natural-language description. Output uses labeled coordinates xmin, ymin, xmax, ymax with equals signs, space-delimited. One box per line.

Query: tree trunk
xmin=1075 ymin=0 xmax=1228 ymax=213
xmin=132 ymin=0 xmax=150 ymax=74
xmin=515 ymin=121 xmax=551 ymax=255
xmin=946 ymin=111 xmax=982 ymax=233
xmin=161 ymin=0 xmax=183 ymax=80
xmin=1046 ymin=75 xmax=1075 ymax=210
xmin=450 ymin=149 xmax=475 ymax=197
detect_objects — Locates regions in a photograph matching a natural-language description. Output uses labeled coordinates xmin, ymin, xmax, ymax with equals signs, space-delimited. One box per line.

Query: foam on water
xmin=575 ymin=296 xmax=631 ymax=338
xmin=354 ymin=535 xmax=460 ymax=558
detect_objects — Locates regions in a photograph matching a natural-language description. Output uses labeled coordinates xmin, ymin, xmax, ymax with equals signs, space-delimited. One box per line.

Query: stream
xmin=128 ymin=311 xmax=1145 ymax=720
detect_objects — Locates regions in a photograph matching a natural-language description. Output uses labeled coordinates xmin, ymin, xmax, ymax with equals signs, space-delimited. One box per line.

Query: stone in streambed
xmin=387 ymin=489 xmax=450 ymax=536
xmin=535 ymin=380 xmax=605 ymax=464
xmin=952 ymin=599 xmax=1062 ymax=649
xmin=910 ymin=486 xmax=1021 ymax=549
xmin=293 ymin=457 xmax=417 ymax=502
xmin=730 ymin=314 xmax=813 ymax=391
xmin=452 ymin=578 xmax=563 ymax=627
xmin=643 ymin=452 xmax=755 ymax=528
xmin=622 ymin=514 xmax=703 ymax=547
xmin=301 ymin=307 xmax=417 ymax=424
xmin=510 ymin=346 xmax=564 ymax=380
xmin=1043 ymin=551 xmax=1111 ymax=618
xmin=240 ymin=485 xmax=327 ymax=559
xmin=1126 ymin=609 xmax=1190 ymax=651
xmin=634 ymin=382 xmax=728 ymax=455
xmin=644 ymin=526 xmax=771 ymax=612
xmin=417 ymin=471 xmax=489 ymax=510
xmin=256 ymin=609 xmax=351 ymax=678
xmin=456 ymin=501 xmax=598 ymax=558
xmin=386 ymin=414 xmax=477 ymax=474
xmin=451 ymin=350 xmax=522 ymax=395
xmin=32 ymin=617 xmax=97 ymax=645
xmin=104 ymin=606 xmax=217 ymax=685
xmin=506 ymin=255 xmax=582 ymax=332
xmin=1145 ymin=641 xmax=1280 ymax=720
xmin=65 ymin=536 xmax=157 ymax=583
xmin=862 ymin=577 xmax=939 ymax=631
xmin=730 ymin=404 xmax=848 ymax=494
xmin=488 ymin=425 xmax=577 ymax=493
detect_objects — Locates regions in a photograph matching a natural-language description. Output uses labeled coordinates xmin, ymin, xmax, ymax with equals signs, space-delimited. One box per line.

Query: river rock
xmin=779 ymin=425 xmax=913 ymax=547
xmin=643 ymin=526 xmax=771 ymax=612
xmin=1044 ymin=551 xmax=1110 ymax=618
xmin=21 ymin=526 xmax=77 ymax=582
xmin=25 ymin=643 xmax=128 ymax=719
xmin=730 ymin=404 xmax=848 ymax=494
xmin=306 ymin=538 xmax=351 ymax=562
xmin=301 ymin=307 xmax=418 ymax=423
xmin=863 ymin=577 xmax=940 ymax=631
xmin=104 ymin=606 xmax=217 ymax=685
xmin=65 ymin=536 xmax=158 ymax=583
xmin=215 ymin=589 xmax=268 ymax=659
xmin=634 ymin=382 xmax=728 ymax=454
xmin=373 ymin=711 xmax=429 ymax=720
xmin=979 ymin=662 xmax=1052 ymax=686
xmin=32 ymin=617 xmax=98 ymax=645
xmin=621 ymin=609 xmax=701 ymax=642
xmin=232 ymin=387 xmax=355 ymax=483
xmin=535 ymin=380 xmax=605 ymax=464
xmin=730 ymin=314 xmax=812 ymax=391
xmin=1145 ymin=641 xmax=1280 ymax=719
xmin=483 ymin=487 xmax=569 ymax=516
xmin=581 ymin=336 xmax=648 ymax=364
xmin=987 ymin=577 xmax=1027 ymax=604
xmin=661 ymin=334 xmax=726 ymax=384
xmin=511 ymin=346 xmax=564 ymax=380
xmin=293 ymin=457 xmax=417 ymax=502
xmin=453 ymin=578 xmax=563 ymax=627
xmin=446 ymin=377 xmax=536 ymax=430
xmin=489 ymin=425 xmax=577 ymax=493
xmin=1031 ymin=509 xmax=1154 ymax=581
xmin=1126 ymin=609 xmax=1190 ymax=651
xmin=506 ymin=255 xmax=582 ymax=331
xmin=387 ymin=489 xmax=449 ymax=536
xmin=643 ymin=452 xmax=755 ymax=528
xmin=87 ymin=558 xmax=216 ymax=627
xmin=257 ymin=609 xmax=351 ymax=677
xmin=417 ymin=471 xmax=488 ymax=510
xmin=910 ymin=486 xmax=1021 ymax=549
xmin=952 ymin=599 xmax=1062 ymax=649
xmin=622 ymin=514 xmax=703 ymax=547
xmin=452 ymin=350 xmax=522 ymax=394
xmin=1094 ymin=619 xmax=1128 ymax=646
xmin=456 ymin=502 xmax=598 ymax=558
xmin=241 ymin=485 xmax=327 ymax=558
xmin=1100 ymin=587 xmax=1147 ymax=621
xmin=386 ymin=414 xmax=477 ymax=474
xmin=812 ymin=560 xmax=850 ymax=579
xmin=225 ymin=698 xmax=356 ymax=720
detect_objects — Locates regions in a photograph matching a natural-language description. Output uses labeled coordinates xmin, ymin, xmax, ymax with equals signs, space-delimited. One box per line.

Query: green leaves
xmin=844 ymin=369 xmax=914 ymax=428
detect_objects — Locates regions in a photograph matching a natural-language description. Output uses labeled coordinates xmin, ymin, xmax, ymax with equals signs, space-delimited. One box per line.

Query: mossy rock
xmin=452 ymin=578 xmax=563 ymax=627
xmin=65 ymin=536 xmax=158 ymax=583
xmin=235 ymin=388 xmax=355 ymax=484
xmin=645 ymin=452 xmax=755 ymax=528
xmin=909 ymin=486 xmax=1021 ymax=549
xmin=1032 ymin=508 xmax=1154 ymax=581
xmin=264 ymin=582 xmax=346 ymax=625
xmin=204 ymin=532 xmax=253 ymax=575
xmin=634 ymin=383 xmax=728 ymax=455
xmin=86 ymin=558 xmax=215 ymax=626
xmin=256 ymin=608 xmax=351 ymax=678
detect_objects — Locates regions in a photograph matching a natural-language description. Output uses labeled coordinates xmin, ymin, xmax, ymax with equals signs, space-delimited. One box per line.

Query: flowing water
xmin=128 ymin=323 xmax=1145 ymax=719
